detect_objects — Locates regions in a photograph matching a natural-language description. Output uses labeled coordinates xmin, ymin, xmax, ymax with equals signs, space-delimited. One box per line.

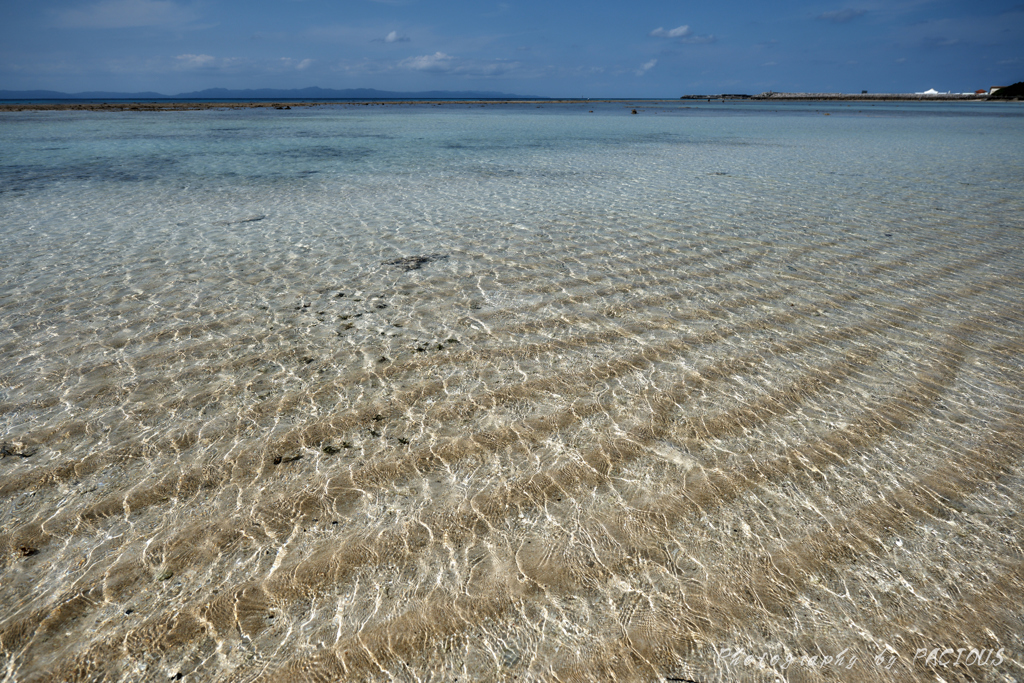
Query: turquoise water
xmin=1 ymin=101 xmax=1023 ymax=682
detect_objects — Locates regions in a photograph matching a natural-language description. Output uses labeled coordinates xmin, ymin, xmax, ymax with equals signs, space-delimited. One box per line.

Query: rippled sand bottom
xmin=2 ymin=122 xmax=1024 ymax=681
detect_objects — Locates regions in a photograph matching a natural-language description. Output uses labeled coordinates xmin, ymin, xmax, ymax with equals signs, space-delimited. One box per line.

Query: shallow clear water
xmin=1 ymin=100 xmax=1023 ymax=682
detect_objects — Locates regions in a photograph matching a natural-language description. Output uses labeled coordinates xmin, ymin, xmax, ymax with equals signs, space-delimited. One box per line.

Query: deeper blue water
xmin=1 ymin=100 xmax=1023 ymax=682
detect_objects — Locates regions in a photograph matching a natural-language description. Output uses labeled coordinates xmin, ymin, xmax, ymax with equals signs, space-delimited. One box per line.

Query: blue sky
xmin=1 ymin=0 xmax=1021 ymax=96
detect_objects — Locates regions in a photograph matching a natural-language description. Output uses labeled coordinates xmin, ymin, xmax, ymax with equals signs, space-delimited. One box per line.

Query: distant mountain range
xmin=0 ymin=86 xmax=540 ymax=100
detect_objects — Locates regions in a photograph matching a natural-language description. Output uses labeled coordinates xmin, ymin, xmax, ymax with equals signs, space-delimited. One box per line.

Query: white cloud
xmin=649 ymin=24 xmax=715 ymax=43
xmin=371 ymin=29 xmax=411 ymax=43
xmin=400 ymin=52 xmax=455 ymax=71
xmin=816 ymin=8 xmax=866 ymax=23
xmin=636 ymin=59 xmax=657 ymax=76
xmin=650 ymin=25 xmax=691 ymax=38
xmin=395 ymin=52 xmax=529 ymax=77
xmin=56 ymin=0 xmax=197 ymax=28
xmin=175 ymin=53 xmax=216 ymax=68
xmin=280 ymin=57 xmax=314 ymax=70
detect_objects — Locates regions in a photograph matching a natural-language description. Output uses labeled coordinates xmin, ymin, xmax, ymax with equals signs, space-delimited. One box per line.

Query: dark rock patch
xmin=1 ymin=442 xmax=36 ymax=459
xmin=213 ymin=214 xmax=266 ymax=226
xmin=383 ymin=253 xmax=449 ymax=271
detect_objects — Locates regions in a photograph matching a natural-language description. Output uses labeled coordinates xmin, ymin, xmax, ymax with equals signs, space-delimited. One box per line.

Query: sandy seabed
xmin=1 ymin=104 xmax=1023 ymax=682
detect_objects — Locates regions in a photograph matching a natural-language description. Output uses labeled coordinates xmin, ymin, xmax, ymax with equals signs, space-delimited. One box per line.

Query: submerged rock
xmin=0 ymin=441 xmax=36 ymax=459
xmin=383 ymin=253 xmax=449 ymax=271
xmin=213 ymin=214 xmax=267 ymax=226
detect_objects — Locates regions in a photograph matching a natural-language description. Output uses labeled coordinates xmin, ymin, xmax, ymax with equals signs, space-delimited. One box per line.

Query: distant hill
xmin=989 ymin=81 xmax=1024 ymax=99
xmin=174 ymin=87 xmax=534 ymax=99
xmin=0 ymin=89 xmax=168 ymax=100
xmin=0 ymin=87 xmax=539 ymax=100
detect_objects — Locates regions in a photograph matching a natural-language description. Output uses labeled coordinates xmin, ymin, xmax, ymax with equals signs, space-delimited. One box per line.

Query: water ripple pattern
xmin=1 ymin=101 xmax=1023 ymax=682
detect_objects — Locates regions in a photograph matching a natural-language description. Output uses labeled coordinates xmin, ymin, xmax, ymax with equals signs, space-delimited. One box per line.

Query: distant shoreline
xmin=748 ymin=92 xmax=997 ymax=101
xmin=0 ymin=94 xmax=1017 ymax=112
xmin=2 ymin=100 xmax=605 ymax=112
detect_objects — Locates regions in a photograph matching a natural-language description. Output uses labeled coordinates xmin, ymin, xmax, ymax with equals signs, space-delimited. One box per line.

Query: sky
xmin=1 ymin=0 xmax=1021 ymax=97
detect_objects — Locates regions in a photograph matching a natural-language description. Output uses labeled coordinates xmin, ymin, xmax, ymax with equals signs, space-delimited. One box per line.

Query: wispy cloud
xmin=280 ymin=57 xmax=314 ymax=70
xmin=397 ymin=52 xmax=529 ymax=77
xmin=636 ymin=59 xmax=657 ymax=76
xmin=923 ymin=36 xmax=960 ymax=48
xmin=816 ymin=8 xmax=866 ymax=23
xmin=173 ymin=53 xmax=247 ymax=71
xmin=683 ymin=34 xmax=715 ymax=44
xmin=650 ymin=25 xmax=691 ymax=38
xmin=400 ymin=51 xmax=454 ymax=72
xmin=374 ymin=30 xmax=411 ymax=43
xmin=174 ymin=53 xmax=216 ymax=68
xmin=56 ymin=0 xmax=198 ymax=29
xmin=649 ymin=24 xmax=715 ymax=43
